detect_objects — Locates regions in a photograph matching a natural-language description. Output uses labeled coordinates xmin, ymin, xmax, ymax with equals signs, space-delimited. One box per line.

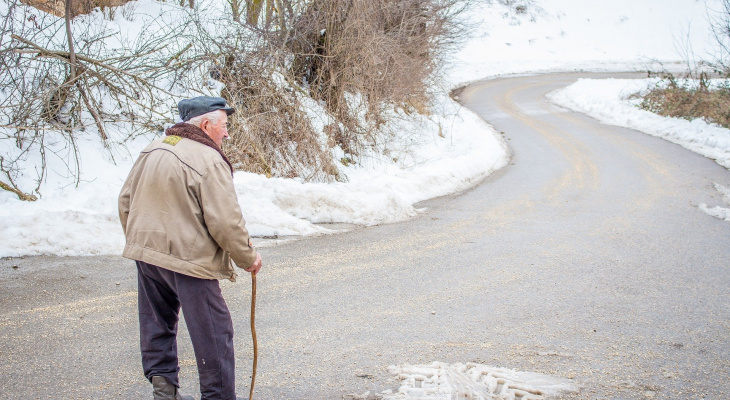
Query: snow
xmin=447 ymin=0 xmax=718 ymax=86
xmin=235 ymin=96 xmax=508 ymax=235
xmin=547 ymin=78 xmax=730 ymax=170
xmin=375 ymin=362 xmax=578 ymax=400
xmin=1 ymin=0 xmax=726 ymax=258
xmin=699 ymin=183 xmax=730 ymax=221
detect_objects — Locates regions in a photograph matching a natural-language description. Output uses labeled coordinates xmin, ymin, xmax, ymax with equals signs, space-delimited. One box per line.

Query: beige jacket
xmin=118 ymin=135 xmax=257 ymax=281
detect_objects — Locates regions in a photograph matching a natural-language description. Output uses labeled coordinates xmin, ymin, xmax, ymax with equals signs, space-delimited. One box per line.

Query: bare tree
xmin=708 ymin=0 xmax=730 ymax=77
xmin=203 ymin=0 xmax=472 ymax=181
xmin=0 ymin=0 xmax=204 ymax=199
xmin=1 ymin=0 xmax=473 ymax=197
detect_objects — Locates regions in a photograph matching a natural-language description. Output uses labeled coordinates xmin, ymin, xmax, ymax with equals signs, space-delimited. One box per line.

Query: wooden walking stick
xmin=249 ymin=271 xmax=258 ymax=400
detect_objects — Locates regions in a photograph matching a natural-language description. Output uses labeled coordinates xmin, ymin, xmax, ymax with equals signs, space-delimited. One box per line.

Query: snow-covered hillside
xmin=0 ymin=0 xmax=723 ymax=257
xmin=449 ymin=0 xmax=718 ymax=85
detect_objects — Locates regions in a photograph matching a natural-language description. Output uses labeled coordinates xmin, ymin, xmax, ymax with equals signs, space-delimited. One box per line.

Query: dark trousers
xmin=136 ymin=260 xmax=236 ymax=400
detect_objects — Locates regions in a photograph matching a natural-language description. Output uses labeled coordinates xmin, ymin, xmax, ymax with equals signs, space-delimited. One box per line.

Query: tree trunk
xmin=246 ymin=0 xmax=265 ymax=26
xmin=230 ymin=0 xmax=241 ymax=22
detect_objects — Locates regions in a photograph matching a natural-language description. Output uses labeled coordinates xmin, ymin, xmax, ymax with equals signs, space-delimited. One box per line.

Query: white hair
xmin=186 ymin=109 xmax=225 ymax=127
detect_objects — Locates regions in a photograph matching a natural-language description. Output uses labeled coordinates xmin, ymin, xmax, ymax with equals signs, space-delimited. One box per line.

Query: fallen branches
xmin=0 ymin=179 xmax=37 ymax=201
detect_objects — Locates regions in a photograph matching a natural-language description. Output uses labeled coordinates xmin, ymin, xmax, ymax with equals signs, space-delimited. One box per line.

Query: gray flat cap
xmin=178 ymin=96 xmax=235 ymax=121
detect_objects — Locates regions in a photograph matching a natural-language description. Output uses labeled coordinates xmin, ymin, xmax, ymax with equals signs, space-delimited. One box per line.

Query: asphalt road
xmin=1 ymin=73 xmax=729 ymax=400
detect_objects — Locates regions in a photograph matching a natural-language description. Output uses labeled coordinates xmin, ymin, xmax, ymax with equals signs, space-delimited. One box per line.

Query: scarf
xmin=165 ymin=122 xmax=233 ymax=175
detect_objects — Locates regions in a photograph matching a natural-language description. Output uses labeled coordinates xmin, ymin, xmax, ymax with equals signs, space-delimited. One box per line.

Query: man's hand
xmin=245 ymin=252 xmax=262 ymax=274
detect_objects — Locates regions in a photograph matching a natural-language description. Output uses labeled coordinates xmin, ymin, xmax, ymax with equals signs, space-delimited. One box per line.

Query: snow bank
xmin=0 ymin=93 xmax=507 ymax=257
xmin=0 ymin=0 xmax=720 ymax=257
xmin=546 ymin=78 xmax=730 ymax=170
xmin=237 ymin=94 xmax=508 ymax=235
xmin=0 ymin=0 xmax=509 ymax=257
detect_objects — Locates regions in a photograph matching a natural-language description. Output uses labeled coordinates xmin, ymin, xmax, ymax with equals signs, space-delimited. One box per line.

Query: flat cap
xmin=178 ymin=96 xmax=235 ymax=122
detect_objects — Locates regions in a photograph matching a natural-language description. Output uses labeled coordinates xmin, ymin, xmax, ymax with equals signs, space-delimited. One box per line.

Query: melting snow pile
xmin=382 ymin=362 xmax=579 ymax=400
xmin=699 ymin=183 xmax=730 ymax=222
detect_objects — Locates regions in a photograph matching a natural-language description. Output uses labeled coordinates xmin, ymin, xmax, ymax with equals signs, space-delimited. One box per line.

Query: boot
xmin=151 ymin=376 xmax=195 ymax=400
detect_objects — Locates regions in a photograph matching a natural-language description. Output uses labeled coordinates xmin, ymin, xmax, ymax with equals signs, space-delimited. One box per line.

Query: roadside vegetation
xmin=637 ymin=73 xmax=730 ymax=129
xmin=636 ymin=0 xmax=730 ymax=128
xmin=0 ymin=0 xmax=472 ymax=199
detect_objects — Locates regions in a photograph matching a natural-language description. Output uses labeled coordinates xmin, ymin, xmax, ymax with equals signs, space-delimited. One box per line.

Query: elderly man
xmin=119 ymin=96 xmax=262 ymax=400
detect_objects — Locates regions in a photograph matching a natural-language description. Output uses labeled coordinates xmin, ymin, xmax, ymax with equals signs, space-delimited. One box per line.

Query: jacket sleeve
xmin=118 ymin=172 xmax=133 ymax=236
xmin=199 ymin=162 xmax=258 ymax=270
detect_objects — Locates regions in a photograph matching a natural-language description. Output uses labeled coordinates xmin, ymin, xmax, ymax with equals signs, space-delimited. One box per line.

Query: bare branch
xmin=11 ymin=34 xmax=177 ymax=96
xmin=0 ymin=179 xmax=37 ymax=201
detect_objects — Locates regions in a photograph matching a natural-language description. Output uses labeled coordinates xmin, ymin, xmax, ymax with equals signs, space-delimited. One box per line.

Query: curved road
xmin=1 ymin=73 xmax=729 ymax=399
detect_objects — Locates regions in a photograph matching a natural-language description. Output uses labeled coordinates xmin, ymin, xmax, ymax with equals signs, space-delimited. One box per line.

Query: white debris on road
xmin=699 ymin=183 xmax=730 ymax=222
xmin=381 ymin=362 xmax=579 ymax=400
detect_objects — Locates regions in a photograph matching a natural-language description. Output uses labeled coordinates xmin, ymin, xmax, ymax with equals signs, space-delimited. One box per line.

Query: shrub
xmin=214 ymin=0 xmax=469 ymax=181
xmin=637 ymin=73 xmax=730 ymax=129
xmin=0 ymin=0 xmax=470 ymax=198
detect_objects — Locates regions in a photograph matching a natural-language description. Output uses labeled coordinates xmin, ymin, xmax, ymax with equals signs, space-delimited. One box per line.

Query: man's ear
xmin=199 ymin=118 xmax=209 ymax=133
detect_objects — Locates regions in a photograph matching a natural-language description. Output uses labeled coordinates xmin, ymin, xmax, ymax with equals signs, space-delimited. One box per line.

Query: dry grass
xmin=637 ymin=1 xmax=730 ymax=129
xmin=219 ymin=52 xmax=339 ymax=181
xmin=637 ymin=73 xmax=730 ymax=129
xmin=213 ymin=0 xmax=469 ymax=182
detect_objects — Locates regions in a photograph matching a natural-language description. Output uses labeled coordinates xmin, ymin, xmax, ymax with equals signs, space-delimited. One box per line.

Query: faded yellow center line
xmin=258 ymin=194 xmax=537 ymax=296
xmin=554 ymin=109 xmax=678 ymax=211
xmin=497 ymin=81 xmax=600 ymax=203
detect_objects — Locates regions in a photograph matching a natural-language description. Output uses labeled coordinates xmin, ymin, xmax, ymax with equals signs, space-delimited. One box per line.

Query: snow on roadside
xmin=238 ymin=94 xmax=508 ymax=235
xmin=0 ymin=0 xmax=719 ymax=257
xmin=378 ymin=362 xmax=578 ymax=400
xmin=547 ymin=78 xmax=730 ymax=223
xmin=0 ymin=0 xmax=512 ymax=258
xmin=546 ymin=78 xmax=730 ymax=170
xmin=0 ymin=93 xmax=507 ymax=257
